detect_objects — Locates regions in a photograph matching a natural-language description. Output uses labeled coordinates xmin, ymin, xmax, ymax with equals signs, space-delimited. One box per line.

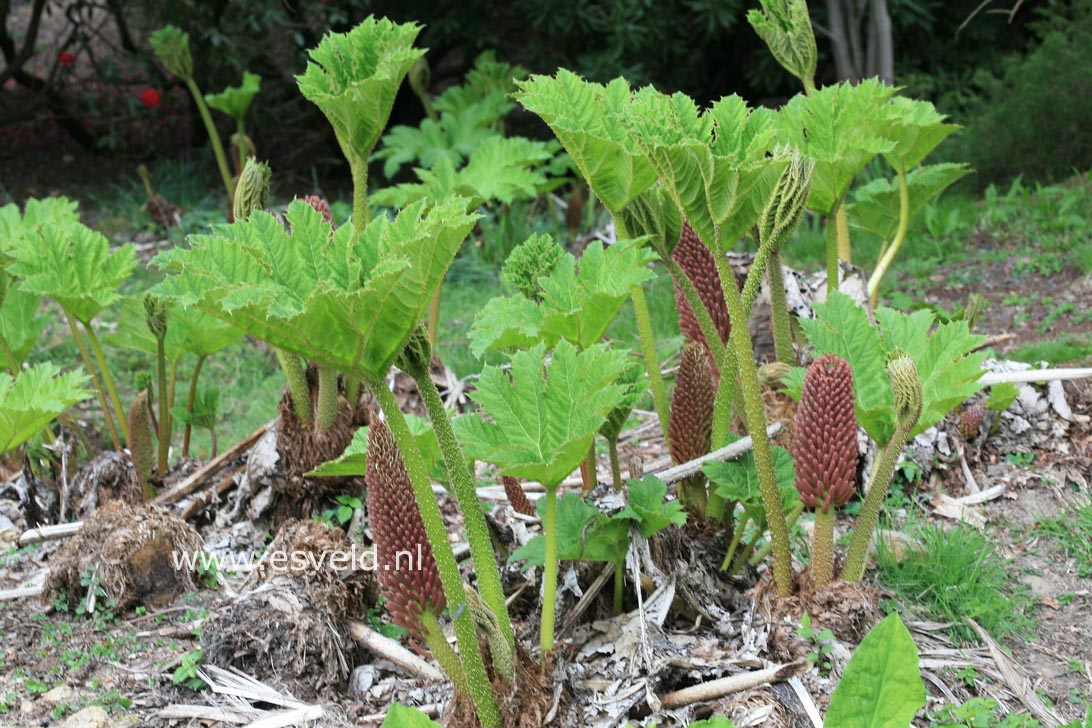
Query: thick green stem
xmin=835 ymin=201 xmax=851 ymax=263
xmin=541 ymin=485 xmax=559 ymax=656
xmin=613 ymin=561 xmax=624 ymax=615
xmin=721 ymin=513 xmax=750 ymax=571
xmin=421 ymin=610 xmax=469 ymax=696
xmin=155 ymin=332 xmax=170 ymax=475
xmin=826 ymin=210 xmax=841 ymax=296
xmin=84 ymin=322 xmax=128 ymax=441
xmin=767 ymin=251 xmax=795 ymax=364
xmin=608 ymin=437 xmax=622 ymax=491
xmin=842 ymin=427 xmax=912 ymax=583
xmin=65 ymin=313 xmax=120 ymax=451
xmin=183 ymin=77 xmax=234 ymax=202
xmin=715 ymin=255 xmax=793 ymax=597
xmin=344 ymin=374 xmax=361 ymax=413
xmin=368 ymin=380 xmax=501 ymax=727
xmin=275 ymin=349 xmax=312 ymax=424
xmin=182 ymin=355 xmax=206 ymax=458
xmin=748 ymin=500 xmax=804 ymax=569
xmin=630 ymin=284 xmax=670 ymax=440
xmin=867 ymin=168 xmax=910 ymax=308
xmin=811 ymin=507 xmax=835 ymax=586
xmin=351 ymin=159 xmax=370 ymax=235
xmin=411 ymin=369 xmax=515 ymax=654
xmin=316 ymin=366 xmax=338 ymax=432
xmin=583 ymin=442 xmax=598 ymax=492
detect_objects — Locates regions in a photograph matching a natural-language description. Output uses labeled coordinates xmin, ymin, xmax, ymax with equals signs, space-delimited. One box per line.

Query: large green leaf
xmin=846 ymin=163 xmax=971 ymax=241
xmin=110 ymin=296 xmax=244 ymax=362
xmin=381 ymin=703 xmax=442 ymax=728
xmin=205 ymin=71 xmax=261 ymax=122
xmin=0 ymin=287 xmax=44 ymax=371
xmin=878 ymin=97 xmax=960 ymax=172
xmin=514 ymin=71 xmax=657 ymax=212
xmin=619 ymin=89 xmax=786 ymax=253
xmin=824 ymin=613 xmax=925 ymax=728
xmin=0 ymin=364 xmax=90 ymax=453
xmin=705 ymin=440 xmax=799 ymax=523
xmin=469 ymin=238 xmax=655 ymax=356
xmin=9 ymin=220 xmax=135 ymax=324
xmin=296 ymin=17 xmax=424 ymax=168
xmin=0 ymin=196 xmax=80 ymax=262
xmin=454 ymin=340 xmax=629 ymax=488
xmin=776 ymin=79 xmax=897 ymax=215
xmin=796 ymin=291 xmax=895 ymax=443
xmin=153 ymin=197 xmax=477 ymax=379
xmin=615 ymin=475 xmax=687 ymax=538
xmin=748 ymin=0 xmax=817 ymax=89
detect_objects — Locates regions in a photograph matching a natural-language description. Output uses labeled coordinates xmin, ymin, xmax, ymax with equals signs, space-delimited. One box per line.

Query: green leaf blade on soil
xmin=824 ymin=613 xmax=926 ymax=728
xmin=381 ymin=703 xmax=442 ymax=728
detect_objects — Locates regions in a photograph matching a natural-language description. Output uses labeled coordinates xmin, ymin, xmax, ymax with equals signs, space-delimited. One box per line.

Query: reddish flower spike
xmin=365 ymin=419 xmax=445 ymax=641
xmin=673 ymin=222 xmax=731 ymax=357
xmin=58 ymin=51 xmax=75 ymax=67
xmin=792 ymin=355 xmax=858 ymax=513
xmin=301 ymin=195 xmax=334 ymax=226
xmin=139 ymin=88 xmax=161 ymax=109
xmin=668 ymin=343 xmax=715 ymax=467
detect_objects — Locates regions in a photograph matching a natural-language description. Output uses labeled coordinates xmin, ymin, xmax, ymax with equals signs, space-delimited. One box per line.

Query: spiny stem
xmin=835 ymin=201 xmax=851 ymax=263
xmin=768 ymin=251 xmax=795 ymax=364
xmin=421 ymin=610 xmax=469 ymax=696
xmin=316 ymin=366 xmax=338 ymax=432
xmin=613 ymin=561 xmax=624 ymax=615
xmin=65 ymin=313 xmax=120 ymax=451
xmin=630 ymin=283 xmax=670 ymax=440
xmin=608 ymin=436 xmax=622 ymax=491
xmin=155 ymin=330 xmax=170 ymax=475
xmin=749 ymin=500 xmax=804 ymax=568
xmin=811 ymin=507 xmax=835 ymax=586
xmin=275 ymin=349 xmax=312 ymax=424
xmin=825 ymin=209 xmax=841 ymax=296
xmin=716 ymin=254 xmax=793 ymax=597
xmin=182 ymin=355 xmax=206 ymax=458
xmin=541 ymin=485 xmax=559 ymax=656
xmin=84 ymin=321 xmax=128 ymax=442
xmin=842 ymin=425 xmax=913 ymax=583
xmin=351 ymin=159 xmax=370 ymax=235
xmin=368 ymin=379 xmax=501 ymax=727
xmin=183 ymin=77 xmax=234 ymax=202
xmin=411 ymin=368 xmax=516 ymax=654
xmin=867 ymin=168 xmax=910 ymax=307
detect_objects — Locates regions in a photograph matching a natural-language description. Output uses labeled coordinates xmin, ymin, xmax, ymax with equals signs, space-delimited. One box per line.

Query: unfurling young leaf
xmin=747 ymin=0 xmax=818 ymax=92
xmin=205 ymin=71 xmax=262 ymax=123
xmin=847 ymin=163 xmax=972 ymax=241
xmin=148 ymin=25 xmax=193 ymax=80
xmin=381 ymin=703 xmax=442 ymax=728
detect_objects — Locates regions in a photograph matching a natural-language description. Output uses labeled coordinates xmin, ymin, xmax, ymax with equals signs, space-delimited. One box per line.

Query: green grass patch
xmin=1036 ymin=503 xmax=1092 ymax=578
xmin=876 ymin=520 xmax=1035 ymax=643
xmin=1010 ymin=335 xmax=1092 ymax=366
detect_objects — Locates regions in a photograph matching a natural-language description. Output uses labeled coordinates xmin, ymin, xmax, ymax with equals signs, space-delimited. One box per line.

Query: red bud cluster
xmin=792 ymin=355 xmax=858 ymax=513
xmin=673 ymin=222 xmax=731 ymax=357
xmin=669 ymin=343 xmax=715 ymax=467
xmin=365 ymin=419 xmax=445 ymax=640
xmin=301 ymin=195 xmax=334 ymax=226
xmin=501 ymin=476 xmax=536 ymax=516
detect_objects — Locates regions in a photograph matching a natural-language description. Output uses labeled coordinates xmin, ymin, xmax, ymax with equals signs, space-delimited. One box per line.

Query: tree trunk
xmin=823 ymin=0 xmax=894 ymax=84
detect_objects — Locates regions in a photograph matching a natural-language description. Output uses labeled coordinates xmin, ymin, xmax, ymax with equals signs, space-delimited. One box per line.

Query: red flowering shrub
xmin=139 ymin=88 xmax=161 ymax=108
xmin=58 ymin=51 xmax=75 ymax=67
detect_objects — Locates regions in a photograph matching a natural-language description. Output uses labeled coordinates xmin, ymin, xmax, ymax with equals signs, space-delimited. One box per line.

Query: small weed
xmin=930 ymin=697 xmax=1040 ymax=727
xmin=796 ymin=612 xmax=836 ymax=676
xmin=1005 ymin=452 xmax=1035 ymax=468
xmin=315 ymin=494 xmax=363 ymax=527
xmin=876 ymin=521 xmax=1035 ymax=642
xmin=1035 ymin=504 xmax=1092 ymax=577
xmin=172 ymin=649 xmax=205 ymax=691
xmin=91 ymin=689 xmax=133 ymax=712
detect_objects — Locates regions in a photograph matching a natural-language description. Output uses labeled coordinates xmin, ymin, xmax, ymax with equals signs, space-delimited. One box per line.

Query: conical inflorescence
xmin=673 ymin=222 xmax=731 ymax=358
xmin=365 ymin=419 xmax=445 ymax=641
xmin=669 ymin=343 xmax=715 ymax=511
xmin=792 ymin=354 xmax=858 ymax=513
xmin=501 ymin=476 xmax=536 ymax=517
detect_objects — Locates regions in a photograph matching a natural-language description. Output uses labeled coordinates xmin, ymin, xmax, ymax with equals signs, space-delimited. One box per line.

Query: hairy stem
xmin=182 ymin=355 xmax=206 ymax=458
xmin=541 ymin=485 xmax=559 ymax=656
xmin=316 ymin=366 xmax=338 ymax=432
xmin=721 ymin=513 xmax=750 ymax=571
xmin=426 ymin=291 xmax=442 ymax=350
xmin=826 ymin=209 xmax=840 ymax=296
xmin=84 ymin=322 xmax=128 ymax=441
xmin=351 ymin=159 xmax=370 ymax=235
xmin=183 ymin=77 xmax=234 ymax=203
xmin=421 ymin=610 xmax=469 ymax=697
xmin=368 ymin=380 xmax=501 ymax=726
xmin=275 ymin=349 xmax=311 ymax=424
xmin=811 ymin=507 xmax=835 ymax=586
xmin=716 ymin=255 xmax=793 ymax=597
xmin=835 ymin=201 xmax=851 ymax=263
xmin=583 ymin=442 xmax=598 ymax=492
xmin=613 ymin=561 xmax=624 ymax=615
xmin=630 ymin=283 xmax=670 ymax=440
xmin=867 ymin=168 xmax=910 ymax=307
xmin=411 ymin=369 xmax=516 ymax=655
xmin=343 ymin=374 xmax=360 ymax=414
xmin=608 ymin=436 xmax=622 ymax=491
xmin=748 ymin=500 xmax=804 ymax=568
xmin=65 ymin=313 xmax=120 ymax=450
xmin=155 ymin=331 xmax=170 ymax=475
xmin=767 ymin=251 xmax=795 ymax=364
xmin=842 ymin=426 xmax=913 ymax=583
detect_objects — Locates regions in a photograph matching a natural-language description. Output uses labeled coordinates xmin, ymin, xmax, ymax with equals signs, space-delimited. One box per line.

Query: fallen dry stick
xmin=347 ymin=620 xmax=445 ymax=683
xmin=978 ymin=367 xmax=1092 ymax=386
xmin=967 ymin=619 xmax=1062 ymax=728
xmin=153 ymin=420 xmax=271 ymax=506
xmin=659 ymin=660 xmax=808 ymax=709
xmin=180 ymin=469 xmax=240 ymax=521
xmin=18 ymin=521 xmax=82 ymax=546
xmin=653 ymin=423 xmax=783 ymax=485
